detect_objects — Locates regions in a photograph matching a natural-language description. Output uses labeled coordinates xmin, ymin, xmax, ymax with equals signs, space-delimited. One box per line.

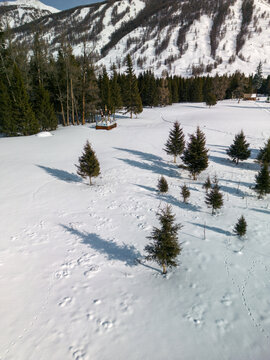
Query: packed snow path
xmin=0 ymin=100 xmax=270 ymax=360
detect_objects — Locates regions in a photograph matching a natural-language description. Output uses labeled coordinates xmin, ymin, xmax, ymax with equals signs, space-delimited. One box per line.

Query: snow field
xmin=0 ymin=100 xmax=270 ymax=360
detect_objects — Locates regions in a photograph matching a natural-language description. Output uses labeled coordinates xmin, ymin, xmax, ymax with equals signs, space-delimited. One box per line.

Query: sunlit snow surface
xmin=0 ymin=100 xmax=270 ymax=360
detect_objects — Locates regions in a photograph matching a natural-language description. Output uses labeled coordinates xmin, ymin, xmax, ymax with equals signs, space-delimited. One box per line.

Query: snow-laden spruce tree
xmin=144 ymin=205 xmax=182 ymax=274
xmin=76 ymin=140 xmax=100 ymax=185
xmin=233 ymin=215 xmax=247 ymax=238
xmin=254 ymin=162 xmax=270 ymax=198
xmin=205 ymin=180 xmax=224 ymax=215
xmin=164 ymin=121 xmax=185 ymax=163
xmin=181 ymin=126 xmax=209 ymax=180
xmin=257 ymin=138 xmax=270 ymax=165
xmin=226 ymin=130 xmax=251 ymax=164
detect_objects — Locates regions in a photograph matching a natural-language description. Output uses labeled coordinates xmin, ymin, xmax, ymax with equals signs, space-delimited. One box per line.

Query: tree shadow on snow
xmin=209 ymin=149 xmax=227 ymax=156
xmin=219 ymin=184 xmax=248 ymax=198
xmin=135 ymin=184 xmax=157 ymax=193
xmin=250 ymin=148 xmax=261 ymax=161
xmin=182 ymin=104 xmax=206 ymax=109
xmin=61 ymin=225 xmax=141 ymax=267
xmin=115 ymin=148 xmax=180 ymax=178
xmin=37 ymin=165 xmax=81 ymax=183
xmin=210 ymin=155 xmax=260 ymax=171
xmin=225 ymin=105 xmax=261 ymax=110
xmin=145 ymin=192 xmax=201 ymax=212
xmin=190 ymin=222 xmax=232 ymax=236
xmin=219 ymin=178 xmax=253 ymax=189
xmin=208 ymin=144 xmax=228 ymax=149
xmin=251 ymin=207 xmax=270 ymax=215
xmin=115 ymin=147 xmax=177 ymax=171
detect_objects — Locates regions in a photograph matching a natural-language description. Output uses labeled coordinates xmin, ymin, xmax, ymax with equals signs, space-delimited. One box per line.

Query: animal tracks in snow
xmin=58 ymin=297 xmax=73 ymax=308
xmin=224 ymin=241 xmax=270 ymax=340
xmin=184 ymin=303 xmax=207 ymax=328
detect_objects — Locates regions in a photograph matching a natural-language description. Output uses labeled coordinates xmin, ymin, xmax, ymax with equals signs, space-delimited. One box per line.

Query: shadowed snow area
xmin=0 ymin=100 xmax=270 ymax=360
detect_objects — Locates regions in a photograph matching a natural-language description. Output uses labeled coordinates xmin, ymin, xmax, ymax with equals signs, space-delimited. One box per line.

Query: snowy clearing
xmin=0 ymin=100 xmax=270 ymax=360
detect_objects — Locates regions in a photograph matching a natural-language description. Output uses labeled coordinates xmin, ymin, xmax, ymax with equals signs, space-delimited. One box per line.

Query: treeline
xmin=138 ymin=69 xmax=270 ymax=107
xmin=0 ymin=28 xmax=143 ymax=136
xmin=1 ymin=27 xmax=270 ymax=137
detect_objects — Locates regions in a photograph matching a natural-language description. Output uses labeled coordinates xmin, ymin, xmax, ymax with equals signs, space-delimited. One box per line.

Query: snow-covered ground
xmin=1 ymin=100 xmax=270 ymax=360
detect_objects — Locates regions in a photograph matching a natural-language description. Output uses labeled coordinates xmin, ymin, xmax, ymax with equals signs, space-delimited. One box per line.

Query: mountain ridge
xmin=2 ymin=0 xmax=270 ymax=76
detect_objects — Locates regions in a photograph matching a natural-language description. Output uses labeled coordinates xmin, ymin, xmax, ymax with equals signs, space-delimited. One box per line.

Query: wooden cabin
xmin=243 ymin=93 xmax=257 ymax=101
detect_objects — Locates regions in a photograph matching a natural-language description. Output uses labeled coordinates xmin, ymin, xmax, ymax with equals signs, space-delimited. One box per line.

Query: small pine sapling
xmin=205 ymin=179 xmax=224 ymax=215
xmin=181 ymin=184 xmax=190 ymax=203
xmin=226 ymin=130 xmax=251 ymax=164
xmin=144 ymin=205 xmax=182 ymax=274
xmin=164 ymin=121 xmax=185 ymax=163
xmin=157 ymin=176 xmax=168 ymax=193
xmin=233 ymin=215 xmax=247 ymax=237
xmin=76 ymin=140 xmax=100 ymax=185
xmin=254 ymin=162 xmax=270 ymax=198
xmin=203 ymin=175 xmax=212 ymax=193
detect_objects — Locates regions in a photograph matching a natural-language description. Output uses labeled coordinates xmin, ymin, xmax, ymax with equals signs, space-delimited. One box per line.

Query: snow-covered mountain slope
xmin=1 ymin=100 xmax=270 ymax=360
xmin=10 ymin=0 xmax=270 ymax=76
xmin=0 ymin=0 xmax=58 ymax=29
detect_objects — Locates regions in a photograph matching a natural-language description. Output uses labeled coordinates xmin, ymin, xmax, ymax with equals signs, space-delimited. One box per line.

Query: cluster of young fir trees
xmin=145 ymin=122 xmax=270 ymax=273
xmin=70 ymin=120 xmax=269 ymax=274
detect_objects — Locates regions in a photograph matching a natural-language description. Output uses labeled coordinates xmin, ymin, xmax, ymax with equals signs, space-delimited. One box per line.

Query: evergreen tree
xmin=205 ymin=181 xmax=224 ymax=215
xmin=205 ymin=93 xmax=217 ymax=107
xmin=76 ymin=140 xmax=100 ymax=185
xmin=0 ymin=77 xmax=13 ymax=135
xmin=157 ymin=176 xmax=168 ymax=193
xmin=233 ymin=215 xmax=247 ymax=237
xmin=203 ymin=175 xmax=212 ymax=193
xmin=79 ymin=42 xmax=100 ymax=124
xmin=158 ymin=71 xmax=171 ymax=106
xmin=181 ymin=127 xmax=209 ymax=180
xmin=164 ymin=121 xmax=185 ymax=163
xmin=189 ymin=77 xmax=203 ymax=102
xmin=254 ymin=162 xmax=270 ymax=198
xmin=257 ymin=138 xmax=270 ymax=165
xmin=111 ymin=66 xmax=122 ymax=118
xmin=29 ymin=32 xmax=48 ymax=93
xmin=55 ymin=49 xmax=67 ymax=125
xmin=181 ymin=184 xmax=190 ymax=203
xmin=34 ymin=84 xmax=58 ymax=131
xmin=253 ymin=61 xmax=263 ymax=92
xmin=11 ymin=64 xmax=39 ymax=136
xmin=203 ymin=76 xmax=213 ymax=101
xmin=226 ymin=130 xmax=251 ymax=164
xmin=171 ymin=76 xmax=179 ymax=103
xmin=85 ymin=64 xmax=100 ymax=122
xmin=228 ymin=72 xmax=246 ymax=101
xmin=100 ymin=67 xmax=112 ymax=113
xmin=138 ymin=71 xmax=158 ymax=107
xmin=144 ymin=205 xmax=182 ymax=274
xmin=124 ymin=54 xmax=142 ymax=118
xmin=0 ymin=26 xmax=13 ymax=94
